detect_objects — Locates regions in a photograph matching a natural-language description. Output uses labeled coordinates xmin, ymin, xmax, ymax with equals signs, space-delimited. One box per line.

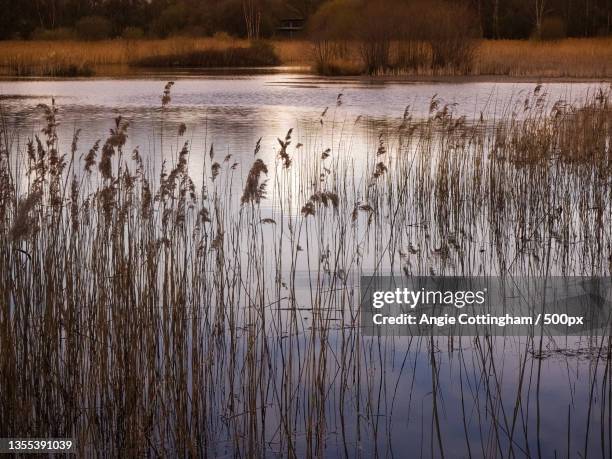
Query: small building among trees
xmin=276 ymin=17 xmax=305 ymax=38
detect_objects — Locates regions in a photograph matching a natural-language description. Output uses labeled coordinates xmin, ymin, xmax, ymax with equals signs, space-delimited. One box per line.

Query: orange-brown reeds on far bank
xmin=476 ymin=38 xmax=612 ymax=78
xmin=0 ymin=37 xmax=610 ymax=77
xmin=299 ymin=37 xmax=612 ymax=77
xmin=0 ymin=35 xmax=250 ymax=76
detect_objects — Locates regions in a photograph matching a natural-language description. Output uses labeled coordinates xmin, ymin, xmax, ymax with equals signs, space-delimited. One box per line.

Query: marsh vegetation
xmin=0 ymin=82 xmax=611 ymax=456
xmin=0 ymin=36 xmax=611 ymax=77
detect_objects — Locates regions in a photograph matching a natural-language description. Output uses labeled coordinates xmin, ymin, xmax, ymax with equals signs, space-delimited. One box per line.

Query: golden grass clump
xmin=476 ymin=38 xmax=612 ymax=78
xmin=0 ymin=36 xmax=249 ymax=76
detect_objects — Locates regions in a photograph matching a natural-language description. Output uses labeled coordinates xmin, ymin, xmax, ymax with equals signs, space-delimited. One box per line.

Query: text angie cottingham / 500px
xmin=371 ymin=313 xmax=585 ymax=328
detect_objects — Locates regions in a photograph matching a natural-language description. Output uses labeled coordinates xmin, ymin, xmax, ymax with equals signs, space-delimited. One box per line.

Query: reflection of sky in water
xmin=253 ymin=331 xmax=608 ymax=457
xmin=0 ymin=75 xmax=605 ymax=162
xmin=0 ymin=74 xmax=602 ymax=115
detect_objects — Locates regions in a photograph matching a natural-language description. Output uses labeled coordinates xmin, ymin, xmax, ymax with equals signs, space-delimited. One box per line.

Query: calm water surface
xmin=0 ymin=74 xmax=605 ymax=169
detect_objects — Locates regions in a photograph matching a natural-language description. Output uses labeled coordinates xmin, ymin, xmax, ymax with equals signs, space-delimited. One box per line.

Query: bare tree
xmin=471 ymin=0 xmax=483 ymax=36
xmin=534 ymin=0 xmax=547 ymax=38
xmin=493 ymin=0 xmax=500 ymax=38
xmin=33 ymin=0 xmax=64 ymax=29
xmin=242 ymin=0 xmax=261 ymax=40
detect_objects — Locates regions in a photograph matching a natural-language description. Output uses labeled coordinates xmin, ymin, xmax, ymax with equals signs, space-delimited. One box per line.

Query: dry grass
xmin=0 ymin=82 xmax=611 ymax=455
xmin=134 ymin=41 xmax=279 ymax=68
xmin=0 ymin=37 xmax=610 ymax=77
xmin=273 ymin=39 xmax=316 ymax=66
xmin=281 ymin=38 xmax=612 ymax=78
xmin=476 ymin=38 xmax=612 ymax=78
xmin=0 ymin=36 xmax=249 ymax=65
xmin=253 ymin=35 xmax=605 ymax=78
xmin=0 ymin=36 xmax=250 ymax=76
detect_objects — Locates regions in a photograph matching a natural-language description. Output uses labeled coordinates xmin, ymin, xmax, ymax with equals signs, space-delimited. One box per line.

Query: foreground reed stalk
xmin=0 ymin=83 xmax=611 ymax=456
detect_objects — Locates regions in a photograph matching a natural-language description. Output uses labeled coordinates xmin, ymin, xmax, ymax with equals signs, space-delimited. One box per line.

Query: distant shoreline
xmin=0 ymin=37 xmax=611 ymax=79
xmin=0 ymin=70 xmax=609 ymax=85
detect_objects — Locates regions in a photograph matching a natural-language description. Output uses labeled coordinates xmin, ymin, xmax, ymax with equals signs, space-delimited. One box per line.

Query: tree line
xmin=0 ymin=0 xmax=609 ymax=40
xmin=0 ymin=0 xmax=318 ymax=40
xmin=469 ymin=0 xmax=611 ymax=38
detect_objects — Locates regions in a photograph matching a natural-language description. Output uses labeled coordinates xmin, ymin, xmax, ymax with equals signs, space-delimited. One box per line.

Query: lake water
xmin=0 ymin=74 xmax=606 ymax=183
xmin=2 ymin=74 xmax=612 ymax=457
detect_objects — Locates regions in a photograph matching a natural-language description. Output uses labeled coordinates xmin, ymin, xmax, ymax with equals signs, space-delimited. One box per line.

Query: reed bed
xmin=289 ymin=38 xmax=612 ymax=77
xmin=134 ymin=41 xmax=279 ymax=68
xmin=477 ymin=38 xmax=612 ymax=78
xmin=0 ymin=83 xmax=611 ymax=456
xmin=0 ymin=36 xmax=249 ymax=76
xmin=0 ymin=38 xmax=611 ymax=77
